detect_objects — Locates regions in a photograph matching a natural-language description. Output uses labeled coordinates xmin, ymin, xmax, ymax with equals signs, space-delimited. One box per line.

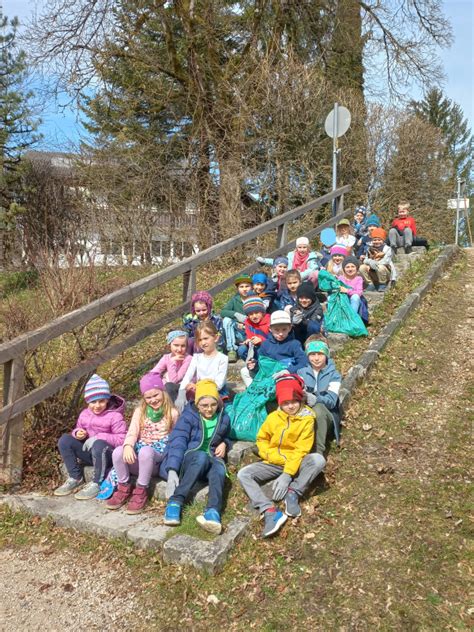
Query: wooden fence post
xmin=276 ymin=223 xmax=288 ymax=249
xmin=182 ymin=268 xmax=197 ymax=303
xmin=1 ymin=356 xmax=25 ymax=485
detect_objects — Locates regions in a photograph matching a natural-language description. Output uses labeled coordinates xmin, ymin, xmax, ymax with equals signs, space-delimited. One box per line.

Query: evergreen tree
xmin=410 ymin=88 xmax=473 ymax=186
xmin=0 ymin=13 xmax=40 ymax=266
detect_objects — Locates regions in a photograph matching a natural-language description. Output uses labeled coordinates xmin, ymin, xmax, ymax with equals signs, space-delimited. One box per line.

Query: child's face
xmin=197 ymin=397 xmax=219 ymax=419
xmin=253 ymin=282 xmax=266 ymax=294
xmin=270 ymin=324 xmax=291 ymax=341
xmin=308 ymin=352 xmax=327 ymax=371
xmin=237 ymin=282 xmax=252 ymax=297
xmin=194 ymin=301 xmax=209 ymax=320
xmin=143 ymin=388 xmax=164 ymax=410
xmin=198 ymin=330 xmax=219 ymax=353
xmin=298 ymin=296 xmax=313 ymax=309
xmin=274 ymin=263 xmax=287 ymax=277
xmin=367 ymin=225 xmax=376 ymax=234
xmin=280 ymin=399 xmax=302 ymax=415
xmin=371 ymin=237 xmax=384 ymax=248
xmin=88 ymin=398 xmax=108 ymax=415
xmin=343 ymin=263 xmax=358 ymax=278
xmin=338 ymin=225 xmax=350 ymax=235
xmin=332 ymin=254 xmax=344 ymax=265
xmin=398 ymin=206 xmax=409 ymax=218
xmin=354 ymin=212 xmax=364 ymax=223
xmin=170 ymin=336 xmax=187 ymax=358
xmin=286 ymin=276 xmax=301 ymax=293
xmin=248 ymin=311 xmax=264 ymax=324
xmin=296 ymin=244 xmax=309 ymax=255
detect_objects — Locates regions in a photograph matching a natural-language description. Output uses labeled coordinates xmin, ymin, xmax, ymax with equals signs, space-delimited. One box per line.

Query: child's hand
xmin=76 ymin=429 xmax=87 ymax=440
xmin=185 ymin=383 xmax=195 ymax=393
xmin=236 ymin=323 xmax=245 ymax=330
xmin=339 ymin=286 xmax=349 ymax=294
xmin=247 ymin=359 xmax=256 ymax=370
xmin=250 ymin=336 xmax=261 ymax=345
xmin=123 ymin=445 xmax=136 ymax=464
xmin=214 ymin=442 xmax=226 ymax=458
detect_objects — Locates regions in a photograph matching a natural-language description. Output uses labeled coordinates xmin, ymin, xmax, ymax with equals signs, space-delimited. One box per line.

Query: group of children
xmin=54 ymin=201 xmax=418 ymax=537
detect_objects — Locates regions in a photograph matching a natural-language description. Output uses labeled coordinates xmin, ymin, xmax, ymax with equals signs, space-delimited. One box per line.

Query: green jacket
xmin=221 ymin=293 xmax=245 ymax=319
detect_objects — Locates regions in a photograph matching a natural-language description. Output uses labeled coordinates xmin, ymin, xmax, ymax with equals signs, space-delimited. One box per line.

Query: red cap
xmin=275 ymin=374 xmax=305 ymax=404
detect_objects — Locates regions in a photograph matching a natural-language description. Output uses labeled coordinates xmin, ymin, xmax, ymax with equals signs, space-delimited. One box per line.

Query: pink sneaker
xmin=125 ymin=485 xmax=148 ymax=515
xmin=106 ymin=483 xmax=132 ymax=510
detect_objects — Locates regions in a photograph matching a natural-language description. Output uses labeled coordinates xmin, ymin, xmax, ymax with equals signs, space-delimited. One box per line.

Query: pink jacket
xmin=123 ymin=405 xmax=179 ymax=447
xmin=152 ymin=353 xmax=193 ymax=384
xmin=337 ymin=274 xmax=363 ymax=297
xmin=72 ymin=395 xmax=127 ymax=448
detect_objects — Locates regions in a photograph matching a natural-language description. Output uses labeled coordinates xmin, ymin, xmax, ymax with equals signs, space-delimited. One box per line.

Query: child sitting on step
xmin=164 ymin=379 xmax=231 ymax=535
xmin=151 ymin=330 xmax=192 ymax=402
xmin=359 ymin=228 xmax=394 ymax=292
xmin=106 ymin=373 xmax=178 ymax=514
xmin=251 ymin=272 xmax=275 ymax=312
xmin=278 ymin=269 xmax=302 ymax=313
xmin=182 ymin=291 xmax=224 ymax=353
xmin=337 ymin=256 xmax=364 ymax=315
xmin=237 ymin=374 xmax=325 ymax=537
xmin=54 ymin=374 xmax=127 ymax=500
xmin=221 ymin=274 xmax=253 ymax=362
xmin=237 ymin=297 xmax=271 ymax=360
xmin=257 ymin=237 xmax=321 ymax=284
xmin=325 ymin=245 xmax=348 ymax=276
xmin=388 ymin=201 xmax=417 ymax=254
xmin=335 ymin=219 xmax=356 ymax=252
xmin=290 ymin=282 xmax=324 ymax=345
xmin=175 ymin=321 xmax=229 ymax=411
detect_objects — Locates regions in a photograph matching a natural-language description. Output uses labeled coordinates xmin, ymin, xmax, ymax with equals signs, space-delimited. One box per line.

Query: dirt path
xmin=0 ymin=249 xmax=472 ymax=631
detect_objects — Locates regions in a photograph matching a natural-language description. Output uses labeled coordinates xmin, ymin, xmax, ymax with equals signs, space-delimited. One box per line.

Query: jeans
xmin=58 ymin=433 xmax=113 ymax=484
xmin=169 ymin=450 xmax=226 ymax=513
xmin=349 ymin=294 xmax=361 ymax=314
xmin=237 ymin=453 xmax=326 ymax=513
xmin=112 ymin=444 xmax=165 ymax=487
xmin=222 ymin=317 xmax=246 ymax=351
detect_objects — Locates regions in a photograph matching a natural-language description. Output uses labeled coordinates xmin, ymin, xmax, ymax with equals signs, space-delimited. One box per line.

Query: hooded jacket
xmin=257 ymin=330 xmax=308 ymax=372
xmin=297 ymin=360 xmax=341 ymax=441
xmin=256 ymin=405 xmax=315 ymax=476
xmin=72 ymin=395 xmax=127 ymax=448
xmin=164 ymin=403 xmax=231 ymax=474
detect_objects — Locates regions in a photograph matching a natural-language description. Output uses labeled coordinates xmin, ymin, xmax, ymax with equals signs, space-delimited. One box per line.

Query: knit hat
xmin=270 ymin=310 xmax=291 ymax=326
xmin=195 ymin=379 xmax=219 ymax=403
xmin=337 ymin=218 xmax=351 ymax=227
xmin=342 ymin=255 xmax=360 ymax=271
xmin=365 ymin=214 xmax=381 ymax=227
xmin=354 ymin=205 xmax=367 ymax=217
xmin=275 ymin=374 xmax=305 ymax=404
xmin=166 ymin=329 xmax=188 ymax=344
xmin=243 ymin=297 xmax=266 ymax=315
xmin=191 ymin=291 xmax=213 ymax=315
xmin=371 ymin=227 xmax=387 ymax=240
xmin=273 ymin=256 xmax=288 ymax=267
xmin=330 ymin=245 xmax=348 ymax=257
xmin=252 ymin=272 xmax=268 ymax=286
xmin=234 ymin=274 xmax=252 ymax=286
xmin=140 ymin=372 xmax=164 ymax=395
xmin=84 ymin=374 xmax=111 ymax=403
xmin=296 ymin=236 xmax=309 ymax=247
xmin=296 ymin=282 xmax=317 ymax=302
xmin=305 ymin=340 xmax=329 ymax=357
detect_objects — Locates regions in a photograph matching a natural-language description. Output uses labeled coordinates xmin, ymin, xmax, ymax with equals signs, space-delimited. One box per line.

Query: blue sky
xmin=4 ymin=0 xmax=473 ymax=149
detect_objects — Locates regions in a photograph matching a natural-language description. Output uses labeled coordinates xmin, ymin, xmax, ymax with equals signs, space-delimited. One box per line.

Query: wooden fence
xmin=0 ymin=185 xmax=350 ymax=484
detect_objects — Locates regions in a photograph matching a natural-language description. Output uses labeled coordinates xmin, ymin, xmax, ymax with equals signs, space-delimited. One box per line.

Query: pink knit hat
xmin=191 ymin=291 xmax=213 ymax=316
xmin=330 ymin=245 xmax=348 ymax=257
xmin=139 ymin=372 xmax=164 ymax=395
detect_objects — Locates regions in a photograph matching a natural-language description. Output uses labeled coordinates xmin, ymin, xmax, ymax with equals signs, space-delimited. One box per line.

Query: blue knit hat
xmin=84 ymin=374 xmax=111 ymax=403
xmin=365 ymin=214 xmax=381 ymax=227
xmin=252 ymin=272 xmax=268 ymax=286
xmin=273 ymin=256 xmax=288 ymax=267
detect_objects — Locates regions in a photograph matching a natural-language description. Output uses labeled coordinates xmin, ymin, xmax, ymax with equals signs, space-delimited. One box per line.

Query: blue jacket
xmin=278 ymin=290 xmax=298 ymax=310
xmin=164 ymin=403 xmax=231 ymax=474
xmin=257 ymin=330 xmax=308 ymax=372
xmin=297 ymin=359 xmax=341 ymax=442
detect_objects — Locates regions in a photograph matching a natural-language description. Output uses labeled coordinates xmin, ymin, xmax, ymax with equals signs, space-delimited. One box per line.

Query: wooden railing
xmin=0 ymin=185 xmax=350 ymax=483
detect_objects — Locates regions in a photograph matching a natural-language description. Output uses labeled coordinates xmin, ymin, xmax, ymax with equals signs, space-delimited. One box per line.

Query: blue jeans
xmin=169 ymin=450 xmax=226 ymax=513
xmin=58 ymin=433 xmax=113 ymax=484
xmin=349 ymin=294 xmax=361 ymax=314
xmin=222 ymin=317 xmax=246 ymax=351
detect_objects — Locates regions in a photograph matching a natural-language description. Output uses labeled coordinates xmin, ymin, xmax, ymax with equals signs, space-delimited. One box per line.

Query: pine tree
xmin=0 ymin=12 xmax=40 ymax=266
xmin=410 ymin=88 xmax=473 ymax=186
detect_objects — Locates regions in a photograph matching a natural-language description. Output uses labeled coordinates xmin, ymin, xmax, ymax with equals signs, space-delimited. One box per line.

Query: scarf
xmin=146 ymin=405 xmax=164 ymax=423
xmin=293 ymin=249 xmax=310 ymax=272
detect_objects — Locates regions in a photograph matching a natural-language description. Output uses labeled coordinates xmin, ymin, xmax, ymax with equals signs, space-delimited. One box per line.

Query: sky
xmin=3 ymin=0 xmax=474 ymax=149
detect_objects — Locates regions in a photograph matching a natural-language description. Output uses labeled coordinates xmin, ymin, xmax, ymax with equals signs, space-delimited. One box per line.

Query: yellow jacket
xmin=256 ymin=406 xmax=315 ymax=476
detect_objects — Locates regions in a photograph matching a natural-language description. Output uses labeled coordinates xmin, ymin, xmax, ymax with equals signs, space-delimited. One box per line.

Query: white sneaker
xmin=74 ymin=481 xmax=100 ymax=500
xmin=54 ymin=478 xmax=84 ymax=496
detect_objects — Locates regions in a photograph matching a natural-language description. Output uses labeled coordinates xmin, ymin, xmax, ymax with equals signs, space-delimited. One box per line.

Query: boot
xmin=404 ymin=245 xmax=412 ymax=254
xmin=106 ymin=482 xmax=132 ymax=510
xmin=125 ymin=485 xmax=149 ymax=515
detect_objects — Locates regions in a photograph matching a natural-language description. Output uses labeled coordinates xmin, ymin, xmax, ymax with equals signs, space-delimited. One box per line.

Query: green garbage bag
xmin=325 ymin=290 xmax=368 ymax=337
xmin=317 ymin=269 xmax=343 ymax=293
xmin=228 ymin=356 xmax=285 ymax=441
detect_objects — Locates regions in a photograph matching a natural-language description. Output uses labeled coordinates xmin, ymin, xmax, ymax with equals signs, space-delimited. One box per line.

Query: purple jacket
xmin=72 ymin=395 xmax=127 ymax=448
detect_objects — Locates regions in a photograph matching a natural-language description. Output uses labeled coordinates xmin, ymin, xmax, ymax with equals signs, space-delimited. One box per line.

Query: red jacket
xmin=391 ymin=216 xmax=417 ymax=235
xmin=244 ymin=313 xmax=271 ymax=344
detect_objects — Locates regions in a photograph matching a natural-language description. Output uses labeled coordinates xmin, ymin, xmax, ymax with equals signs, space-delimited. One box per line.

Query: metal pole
xmin=332 ymin=102 xmax=339 ymax=217
xmin=455 ymin=177 xmax=461 ymax=246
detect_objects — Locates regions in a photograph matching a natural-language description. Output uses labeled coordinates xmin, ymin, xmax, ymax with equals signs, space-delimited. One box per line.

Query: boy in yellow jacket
xmin=237 ymin=374 xmax=326 ymax=537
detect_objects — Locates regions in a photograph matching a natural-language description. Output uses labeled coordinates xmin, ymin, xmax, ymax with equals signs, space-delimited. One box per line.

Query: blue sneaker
xmin=284 ymin=490 xmax=302 ymax=518
xmin=262 ymin=509 xmax=288 ymax=537
xmin=164 ymin=501 xmax=182 ymax=526
xmin=196 ymin=508 xmax=222 ymax=534
xmin=377 ymin=284 xmax=387 ymax=292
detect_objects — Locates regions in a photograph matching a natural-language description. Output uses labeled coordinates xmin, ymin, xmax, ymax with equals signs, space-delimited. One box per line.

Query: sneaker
xmin=125 ymin=485 xmax=148 ymax=515
xmin=164 ymin=501 xmax=182 ymax=526
xmin=404 ymin=246 xmax=412 ymax=254
xmin=262 ymin=508 xmax=288 ymax=538
xmin=74 ymin=481 xmax=100 ymax=500
xmin=365 ymin=284 xmax=376 ymax=292
xmin=196 ymin=508 xmax=222 ymax=534
xmin=227 ymin=350 xmax=238 ymax=363
xmin=284 ymin=490 xmax=302 ymax=518
xmin=106 ymin=482 xmax=132 ymax=510
xmin=54 ymin=477 xmax=84 ymax=496
xmin=377 ymin=284 xmax=387 ymax=292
